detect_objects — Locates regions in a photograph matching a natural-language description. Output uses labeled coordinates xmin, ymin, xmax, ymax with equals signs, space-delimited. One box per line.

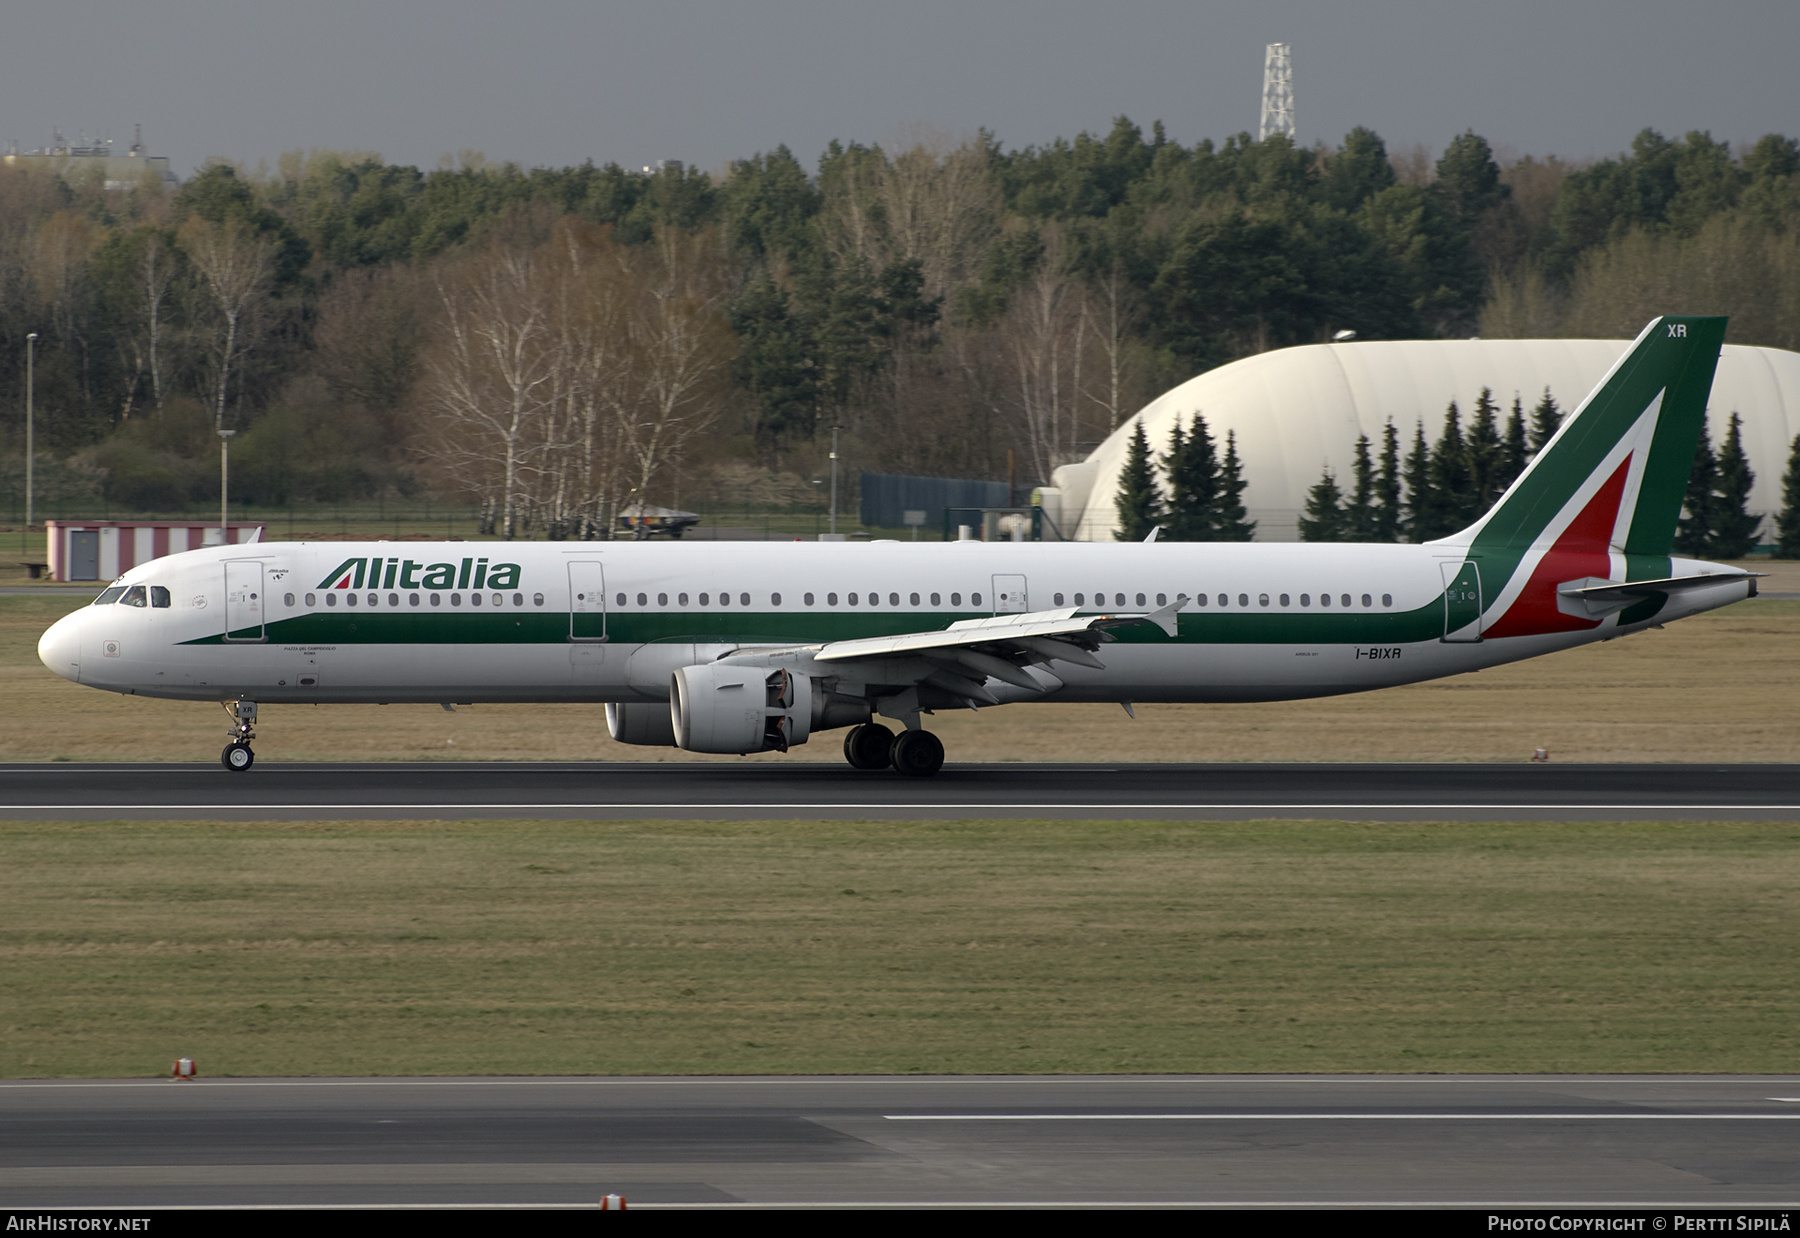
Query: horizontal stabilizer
xmin=1557 ymin=572 xmax=1760 ymax=618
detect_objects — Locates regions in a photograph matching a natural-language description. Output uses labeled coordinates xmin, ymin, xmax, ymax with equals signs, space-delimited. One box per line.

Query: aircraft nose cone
xmin=38 ymin=612 xmax=81 ymax=684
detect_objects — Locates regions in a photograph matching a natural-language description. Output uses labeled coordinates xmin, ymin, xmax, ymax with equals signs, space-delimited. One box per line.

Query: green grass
xmin=4 ymin=817 xmax=1798 ymax=1077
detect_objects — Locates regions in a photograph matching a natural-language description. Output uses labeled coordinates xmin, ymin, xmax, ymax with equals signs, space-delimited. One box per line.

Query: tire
xmin=221 ymin=742 xmax=254 ymax=772
xmin=890 ymin=729 xmax=945 ymax=778
xmin=843 ymin=723 xmax=894 ymax=770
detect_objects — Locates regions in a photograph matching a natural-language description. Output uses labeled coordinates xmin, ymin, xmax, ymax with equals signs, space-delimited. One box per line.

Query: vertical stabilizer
xmin=1451 ymin=316 xmax=1726 ymax=556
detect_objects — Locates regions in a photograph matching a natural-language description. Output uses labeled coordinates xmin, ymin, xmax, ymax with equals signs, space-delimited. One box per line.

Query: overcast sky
xmin=4 ymin=1 xmax=1796 ymax=177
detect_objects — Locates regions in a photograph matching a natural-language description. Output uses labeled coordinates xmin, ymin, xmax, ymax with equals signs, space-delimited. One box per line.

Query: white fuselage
xmin=36 ymin=539 xmax=1753 ymax=709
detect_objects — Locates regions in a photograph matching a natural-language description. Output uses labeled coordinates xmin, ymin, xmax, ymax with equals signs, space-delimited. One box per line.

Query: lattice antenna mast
xmin=1259 ymin=42 xmax=1295 ymax=142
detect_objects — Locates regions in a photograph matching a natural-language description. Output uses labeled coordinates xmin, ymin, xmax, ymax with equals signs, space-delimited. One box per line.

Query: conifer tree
xmin=1675 ymin=412 xmax=1720 ymax=556
xmin=1502 ymin=395 xmax=1529 ymax=489
xmin=1113 ymin=419 xmax=1165 ymax=541
xmin=1298 ymin=468 xmax=1347 ymax=542
xmin=1402 ymin=420 xmax=1435 ymax=542
xmin=1428 ymin=400 xmax=1474 ymax=535
xmin=1162 ymin=413 xmax=1221 ymax=541
xmin=1465 ymin=388 xmax=1505 ymax=513
xmin=1213 ymin=430 xmax=1256 ymax=540
xmin=1344 ymin=433 xmax=1377 ymax=539
xmin=1374 ymin=419 xmax=1402 ymax=542
xmin=1777 ymin=434 xmax=1800 ymax=558
xmin=1529 ymin=388 xmax=1563 ymax=454
xmin=1713 ymin=412 xmax=1762 ymax=558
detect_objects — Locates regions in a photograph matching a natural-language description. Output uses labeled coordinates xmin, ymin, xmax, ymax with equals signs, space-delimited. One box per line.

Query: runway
xmin=0 ymin=760 xmax=1797 ymax=821
xmin=5 ymin=1074 xmax=1800 ymax=1207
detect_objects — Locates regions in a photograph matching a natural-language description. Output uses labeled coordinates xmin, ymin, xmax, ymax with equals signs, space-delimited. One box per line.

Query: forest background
xmin=1 ymin=120 xmax=1797 ymax=542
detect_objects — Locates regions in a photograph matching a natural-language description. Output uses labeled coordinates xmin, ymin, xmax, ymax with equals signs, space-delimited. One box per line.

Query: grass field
xmin=4 ymin=591 xmax=1798 ymax=764
xmin=4 ymin=816 xmax=1798 ymax=1078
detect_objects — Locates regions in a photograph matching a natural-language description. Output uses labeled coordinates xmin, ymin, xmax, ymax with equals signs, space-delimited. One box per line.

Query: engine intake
xmin=606 ymin=701 xmax=678 ymax=747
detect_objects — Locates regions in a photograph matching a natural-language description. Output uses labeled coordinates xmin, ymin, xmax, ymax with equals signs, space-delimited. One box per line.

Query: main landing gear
xmin=221 ymin=700 xmax=257 ymax=772
xmin=842 ymin=722 xmax=945 ymax=778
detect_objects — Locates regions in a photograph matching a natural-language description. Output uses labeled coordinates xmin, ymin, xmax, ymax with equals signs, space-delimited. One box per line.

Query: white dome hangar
xmin=1047 ymin=338 xmax=1800 ymax=543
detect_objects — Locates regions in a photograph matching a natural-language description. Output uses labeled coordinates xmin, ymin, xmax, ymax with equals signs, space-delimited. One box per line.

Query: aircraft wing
xmin=806 ymin=599 xmax=1184 ymax=703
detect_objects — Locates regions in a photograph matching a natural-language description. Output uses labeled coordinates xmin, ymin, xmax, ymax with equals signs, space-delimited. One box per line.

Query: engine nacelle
xmin=606 ymin=701 xmax=678 ymax=747
xmin=671 ymin=663 xmax=814 ymax=754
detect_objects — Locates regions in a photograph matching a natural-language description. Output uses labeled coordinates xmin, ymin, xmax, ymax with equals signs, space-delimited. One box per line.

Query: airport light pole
xmin=218 ymin=429 xmax=236 ymax=536
xmin=24 ymin=332 xmax=36 ymax=529
xmin=829 ymin=424 xmax=840 ymax=536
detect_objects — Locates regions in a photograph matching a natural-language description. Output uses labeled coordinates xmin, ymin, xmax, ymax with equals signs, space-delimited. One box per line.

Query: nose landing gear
xmin=220 ymin=700 xmax=257 ymax=772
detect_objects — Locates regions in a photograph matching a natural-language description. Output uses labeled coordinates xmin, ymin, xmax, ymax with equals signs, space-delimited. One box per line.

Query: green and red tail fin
xmin=1442 ymin=316 xmax=1727 ymax=640
xmin=1450 ymin=315 xmax=1727 ymax=557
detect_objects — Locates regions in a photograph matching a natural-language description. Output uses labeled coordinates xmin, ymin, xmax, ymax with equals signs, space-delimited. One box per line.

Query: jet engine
xmin=606 ymin=701 xmax=678 ymax=747
xmin=671 ymin=663 xmax=814 ymax=754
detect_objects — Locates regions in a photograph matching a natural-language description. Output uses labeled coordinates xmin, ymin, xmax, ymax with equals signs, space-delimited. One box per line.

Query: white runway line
xmin=884 ymin=1112 xmax=1800 ymax=1121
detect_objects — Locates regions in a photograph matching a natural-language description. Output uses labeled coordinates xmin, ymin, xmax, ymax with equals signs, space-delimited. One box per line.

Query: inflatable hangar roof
xmin=1047 ymin=337 xmax=1800 ymax=542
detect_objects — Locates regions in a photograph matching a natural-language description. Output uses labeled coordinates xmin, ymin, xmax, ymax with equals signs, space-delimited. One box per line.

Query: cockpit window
xmin=94 ymin=586 xmax=125 ymax=605
xmin=150 ymin=586 xmax=171 ymax=609
xmin=120 ymin=586 xmax=148 ymax=608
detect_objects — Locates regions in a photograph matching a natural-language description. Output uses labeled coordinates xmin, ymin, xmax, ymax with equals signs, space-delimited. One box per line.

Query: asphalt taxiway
xmin=5 ymin=1074 xmax=1800 ymax=1208
xmin=0 ymin=761 xmax=1796 ymax=821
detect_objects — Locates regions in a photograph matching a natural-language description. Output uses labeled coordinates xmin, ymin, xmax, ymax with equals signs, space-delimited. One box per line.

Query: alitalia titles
xmin=318 ymin=557 xmax=523 ymax=592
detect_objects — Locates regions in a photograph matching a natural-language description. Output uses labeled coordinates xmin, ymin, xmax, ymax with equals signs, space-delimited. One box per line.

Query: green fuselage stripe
xmin=183 ymin=600 xmax=1447 ymax=648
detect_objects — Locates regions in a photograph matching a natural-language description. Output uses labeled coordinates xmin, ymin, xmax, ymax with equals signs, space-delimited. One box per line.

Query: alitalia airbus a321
xmin=37 ymin=315 xmax=1759 ymax=777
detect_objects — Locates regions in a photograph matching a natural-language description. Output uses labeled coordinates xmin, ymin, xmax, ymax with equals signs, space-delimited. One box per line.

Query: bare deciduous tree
xmin=178 ymin=216 xmax=276 ymax=432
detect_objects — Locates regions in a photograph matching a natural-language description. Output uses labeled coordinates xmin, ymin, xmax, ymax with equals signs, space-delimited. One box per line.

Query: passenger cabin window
xmin=950 ymin=593 xmax=961 ymax=606
xmin=1300 ymin=594 xmax=1310 ymax=606
xmin=741 ymin=592 xmax=751 ymax=606
xmin=972 ymin=592 xmax=983 ymax=606
xmin=1362 ymin=594 xmax=1373 ymax=608
xmin=1279 ymin=594 xmax=1290 ymax=607
xmin=772 ymin=592 xmax=782 ymax=606
xmin=1074 ymin=593 xmax=1084 ymax=605
xmin=827 ymin=593 xmax=838 ymax=605
xmin=658 ymin=593 xmax=668 ymax=606
xmin=1382 ymin=594 xmax=1393 ymax=607
xmin=930 ymin=593 xmax=941 ymax=606
xmin=1217 ymin=594 xmax=1228 ymax=607
xmin=804 ymin=593 xmax=815 ymax=606
xmin=1195 ymin=593 xmax=1207 ymax=606
xmin=305 ymin=593 xmax=317 ymax=607
xmin=1054 ymin=593 xmax=1065 ymax=605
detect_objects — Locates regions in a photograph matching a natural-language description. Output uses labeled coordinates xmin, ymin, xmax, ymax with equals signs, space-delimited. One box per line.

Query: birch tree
xmin=178 ymin=216 xmax=275 ymax=432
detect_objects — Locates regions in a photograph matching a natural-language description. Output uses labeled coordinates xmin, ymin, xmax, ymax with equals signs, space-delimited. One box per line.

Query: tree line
xmin=1121 ymin=387 xmax=1784 ymax=559
xmin=0 ymin=121 xmax=1795 ymax=536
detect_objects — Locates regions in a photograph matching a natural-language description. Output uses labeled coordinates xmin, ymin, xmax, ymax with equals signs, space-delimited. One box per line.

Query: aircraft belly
xmin=1047 ymin=641 xmax=1464 ymax=704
